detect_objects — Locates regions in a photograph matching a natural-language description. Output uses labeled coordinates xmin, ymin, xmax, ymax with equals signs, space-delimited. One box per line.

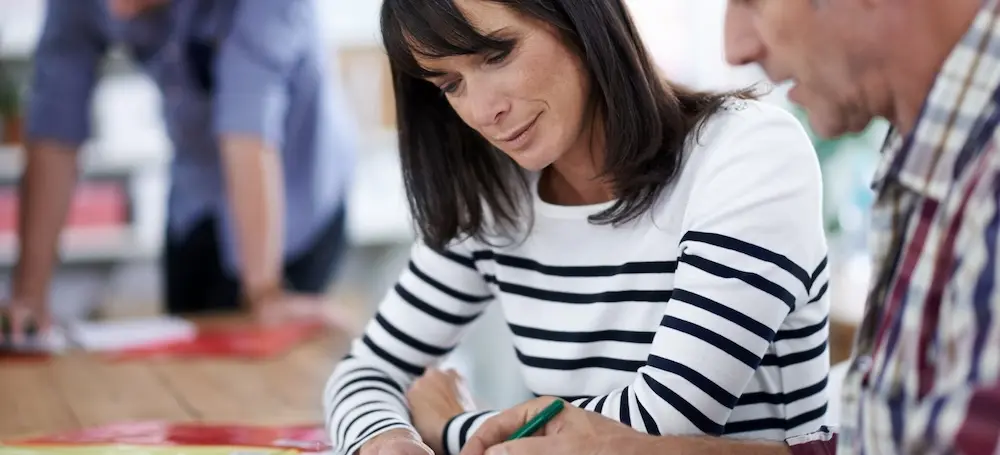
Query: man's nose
xmin=723 ymin=5 xmax=766 ymax=67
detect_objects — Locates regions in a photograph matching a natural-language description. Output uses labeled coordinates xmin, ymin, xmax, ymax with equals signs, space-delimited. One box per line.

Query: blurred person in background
xmin=457 ymin=0 xmax=1000 ymax=454
xmin=323 ymin=1 xmax=833 ymax=454
xmin=1 ymin=0 xmax=358 ymax=342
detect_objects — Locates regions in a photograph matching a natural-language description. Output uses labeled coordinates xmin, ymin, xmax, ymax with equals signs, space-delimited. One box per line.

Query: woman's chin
xmin=504 ymin=148 xmax=557 ymax=172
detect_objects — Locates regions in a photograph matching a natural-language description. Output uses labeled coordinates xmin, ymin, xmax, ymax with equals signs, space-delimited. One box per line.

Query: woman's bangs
xmin=383 ymin=0 xmax=512 ymax=78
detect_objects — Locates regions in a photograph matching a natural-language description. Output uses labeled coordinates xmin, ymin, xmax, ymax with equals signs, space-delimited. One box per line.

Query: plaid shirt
xmin=789 ymin=1 xmax=1000 ymax=454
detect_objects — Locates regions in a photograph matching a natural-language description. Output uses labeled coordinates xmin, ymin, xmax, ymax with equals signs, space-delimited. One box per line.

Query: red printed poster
xmin=11 ymin=421 xmax=330 ymax=453
xmin=110 ymin=321 xmax=326 ymax=360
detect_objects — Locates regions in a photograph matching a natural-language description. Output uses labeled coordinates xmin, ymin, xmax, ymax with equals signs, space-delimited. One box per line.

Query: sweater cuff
xmin=786 ymin=426 xmax=838 ymax=455
xmin=336 ymin=414 xmax=413 ymax=455
xmin=443 ymin=410 xmax=501 ymax=455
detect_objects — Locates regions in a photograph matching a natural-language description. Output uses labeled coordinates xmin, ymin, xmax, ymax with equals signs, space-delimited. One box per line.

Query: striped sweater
xmin=324 ymin=100 xmax=831 ymax=455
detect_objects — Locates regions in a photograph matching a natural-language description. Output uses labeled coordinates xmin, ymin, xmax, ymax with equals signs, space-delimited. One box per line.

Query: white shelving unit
xmin=0 ymin=136 xmax=413 ymax=267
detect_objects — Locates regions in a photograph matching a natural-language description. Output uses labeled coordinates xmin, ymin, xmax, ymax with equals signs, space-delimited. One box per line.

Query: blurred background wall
xmin=0 ymin=0 xmax=884 ymax=409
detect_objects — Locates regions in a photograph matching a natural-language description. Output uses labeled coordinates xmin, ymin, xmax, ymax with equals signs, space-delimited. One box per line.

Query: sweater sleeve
xmin=445 ymin=103 xmax=829 ymax=451
xmin=324 ymin=239 xmax=494 ymax=455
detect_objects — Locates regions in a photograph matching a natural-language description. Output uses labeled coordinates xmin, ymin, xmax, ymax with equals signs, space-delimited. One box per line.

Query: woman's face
xmin=415 ymin=0 xmax=593 ymax=171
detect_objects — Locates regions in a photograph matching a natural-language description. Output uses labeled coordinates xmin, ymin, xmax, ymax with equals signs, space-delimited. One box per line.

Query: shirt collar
xmin=873 ymin=0 xmax=1000 ymax=200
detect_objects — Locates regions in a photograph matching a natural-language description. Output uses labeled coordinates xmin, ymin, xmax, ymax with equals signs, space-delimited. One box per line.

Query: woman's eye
xmin=485 ymin=49 xmax=510 ymax=65
xmin=440 ymin=80 xmax=460 ymax=94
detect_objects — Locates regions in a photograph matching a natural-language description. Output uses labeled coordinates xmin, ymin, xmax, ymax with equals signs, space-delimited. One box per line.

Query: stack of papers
xmin=68 ymin=317 xmax=197 ymax=352
xmin=1 ymin=317 xmax=197 ymax=354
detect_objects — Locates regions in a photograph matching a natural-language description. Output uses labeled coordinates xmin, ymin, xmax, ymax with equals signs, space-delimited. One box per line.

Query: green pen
xmin=506 ymin=399 xmax=565 ymax=440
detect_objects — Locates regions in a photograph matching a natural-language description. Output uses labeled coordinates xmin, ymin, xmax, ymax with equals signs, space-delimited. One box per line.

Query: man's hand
xmin=249 ymin=290 xmax=360 ymax=334
xmin=461 ymin=397 xmax=648 ymax=455
xmin=0 ymin=296 xmax=49 ymax=345
xmin=406 ymin=368 xmax=477 ymax=454
xmin=358 ymin=428 xmax=434 ymax=455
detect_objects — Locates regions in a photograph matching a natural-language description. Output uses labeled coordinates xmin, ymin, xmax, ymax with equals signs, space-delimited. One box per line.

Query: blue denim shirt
xmin=26 ymin=0 xmax=357 ymax=274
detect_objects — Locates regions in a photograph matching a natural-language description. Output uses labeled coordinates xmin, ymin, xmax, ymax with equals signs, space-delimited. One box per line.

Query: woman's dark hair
xmin=381 ymin=0 xmax=755 ymax=249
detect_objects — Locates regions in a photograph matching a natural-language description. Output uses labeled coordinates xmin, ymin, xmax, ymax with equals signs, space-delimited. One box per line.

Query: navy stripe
xmin=723 ymin=403 xmax=827 ymax=434
xmin=810 ymin=256 xmax=829 ymax=288
xmin=443 ymin=413 xmax=462 ymax=455
xmin=635 ymin=398 xmax=660 ymax=435
xmin=333 ymin=384 xmax=403 ymax=421
xmin=619 ymin=387 xmax=632 ymax=426
xmin=594 ymin=395 xmax=609 ymax=413
xmin=330 ymin=375 xmax=404 ymax=409
xmin=509 ymin=324 xmax=654 ymax=344
xmin=337 ymin=402 xmax=395 ymax=444
xmin=459 ymin=411 xmax=493 ymax=448
xmin=394 ymin=284 xmax=479 ymax=325
xmin=409 ymin=262 xmax=491 ymax=303
xmin=680 ymin=254 xmax=797 ymax=310
xmin=534 ymin=393 xmax=589 ymax=402
xmin=642 ymin=373 xmax=724 ymax=435
xmin=329 ymin=367 xmax=404 ymax=395
xmin=662 ymin=316 xmax=761 ymax=368
xmin=472 ymin=250 xmax=677 ymax=276
xmin=516 ymin=349 xmax=645 ymax=372
xmin=648 ymin=355 xmax=738 ymax=409
xmin=736 ymin=375 xmax=828 ymax=405
xmin=345 ymin=419 xmax=408 ymax=455
xmin=577 ymin=396 xmax=598 ymax=410
xmin=808 ymin=282 xmax=829 ymax=304
xmin=483 ymin=275 xmax=672 ymax=303
xmin=437 ymin=249 xmax=477 ymax=269
xmin=773 ymin=317 xmax=828 ymax=342
xmin=375 ymin=313 xmax=454 ymax=356
xmin=760 ymin=340 xmax=827 ymax=367
xmin=362 ymin=335 xmax=425 ymax=376
xmin=671 ymin=288 xmax=775 ymax=341
xmin=681 ymin=231 xmax=810 ymax=289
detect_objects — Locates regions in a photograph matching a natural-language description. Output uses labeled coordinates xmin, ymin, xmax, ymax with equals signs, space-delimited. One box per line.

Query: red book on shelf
xmin=0 ymin=181 xmax=127 ymax=234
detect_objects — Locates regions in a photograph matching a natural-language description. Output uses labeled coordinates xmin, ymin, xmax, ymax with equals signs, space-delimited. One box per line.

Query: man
xmin=459 ymin=0 xmax=1000 ymax=454
xmin=1 ymin=0 xmax=357 ymax=342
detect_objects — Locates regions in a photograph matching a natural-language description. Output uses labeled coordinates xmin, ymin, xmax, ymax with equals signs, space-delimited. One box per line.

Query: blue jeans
xmin=162 ymin=203 xmax=348 ymax=315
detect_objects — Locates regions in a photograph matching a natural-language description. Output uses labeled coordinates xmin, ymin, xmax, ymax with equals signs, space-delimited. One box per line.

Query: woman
xmin=324 ymin=1 xmax=831 ymax=454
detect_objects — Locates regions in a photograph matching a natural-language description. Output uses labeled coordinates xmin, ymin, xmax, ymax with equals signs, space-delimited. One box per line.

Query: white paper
xmin=66 ymin=316 xmax=197 ymax=352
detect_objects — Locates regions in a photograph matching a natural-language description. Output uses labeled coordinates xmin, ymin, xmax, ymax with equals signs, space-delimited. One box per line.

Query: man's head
xmin=723 ymin=0 xmax=891 ymax=138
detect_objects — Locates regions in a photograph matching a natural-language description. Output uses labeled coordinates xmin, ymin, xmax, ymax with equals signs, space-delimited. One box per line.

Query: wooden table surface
xmin=0 ymin=318 xmax=351 ymax=441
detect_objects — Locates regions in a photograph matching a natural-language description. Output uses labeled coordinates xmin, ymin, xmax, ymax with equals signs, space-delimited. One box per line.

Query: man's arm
xmin=214 ymin=0 xmax=312 ymax=304
xmin=5 ymin=0 xmax=106 ymax=341
xmin=903 ymin=152 xmax=1000 ymax=454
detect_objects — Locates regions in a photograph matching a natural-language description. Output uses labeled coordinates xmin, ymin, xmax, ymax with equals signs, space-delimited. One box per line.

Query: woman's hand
xmin=461 ymin=397 xmax=790 ymax=455
xmin=359 ymin=428 xmax=433 ymax=455
xmin=460 ymin=397 xmax=646 ymax=455
xmin=406 ymin=368 xmax=478 ymax=454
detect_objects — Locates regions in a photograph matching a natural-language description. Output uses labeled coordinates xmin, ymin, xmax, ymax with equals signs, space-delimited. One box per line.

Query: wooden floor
xmin=0 ymin=319 xmax=351 ymax=441
xmin=0 ymin=315 xmax=859 ymax=442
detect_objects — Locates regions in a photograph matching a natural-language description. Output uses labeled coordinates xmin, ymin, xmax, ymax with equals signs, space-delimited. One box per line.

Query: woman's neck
xmin=537 ymin=117 xmax=614 ymax=206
